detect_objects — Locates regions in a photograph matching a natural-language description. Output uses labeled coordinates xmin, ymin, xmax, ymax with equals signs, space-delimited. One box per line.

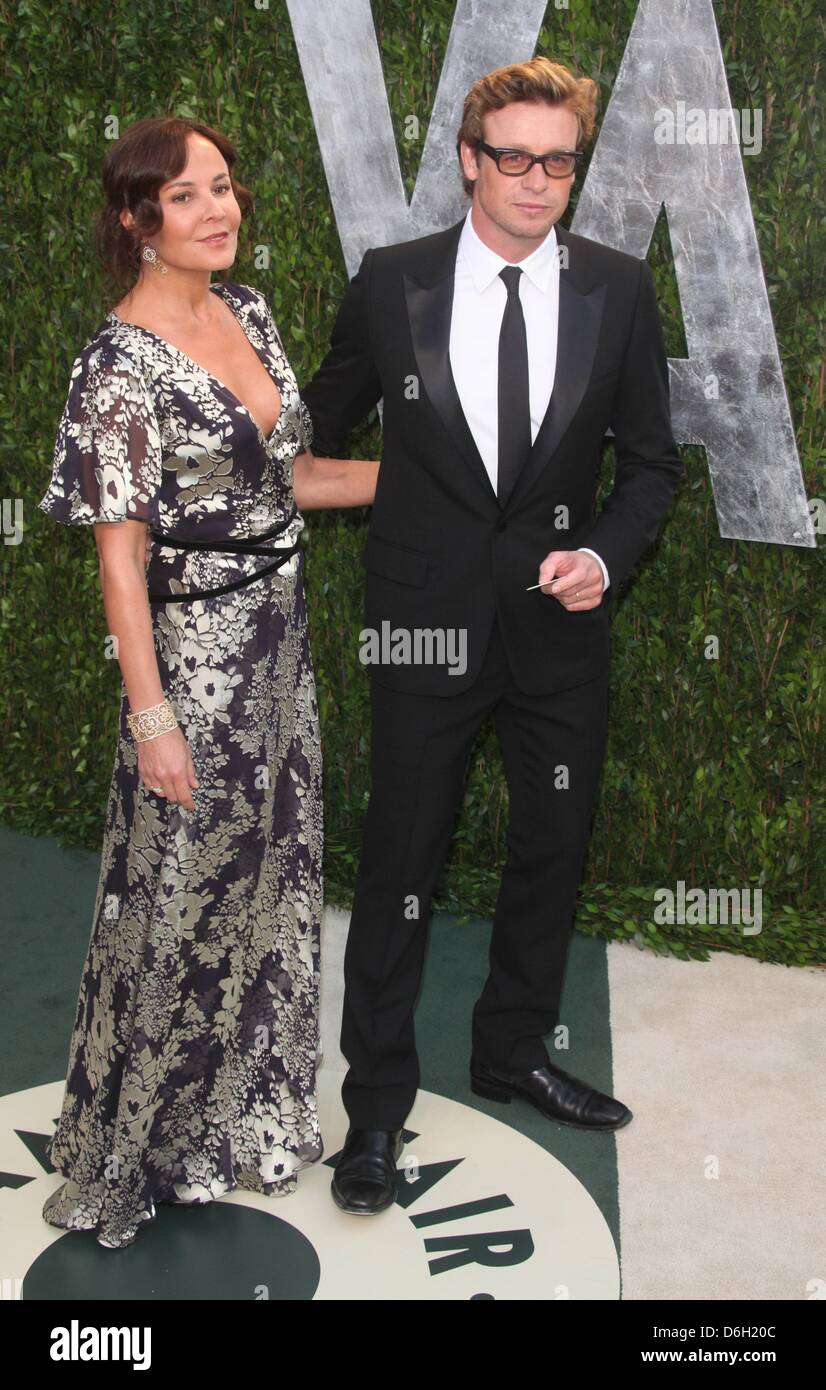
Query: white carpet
xmin=608 ymin=940 xmax=826 ymax=1300
xmin=318 ymin=904 xmax=350 ymax=1072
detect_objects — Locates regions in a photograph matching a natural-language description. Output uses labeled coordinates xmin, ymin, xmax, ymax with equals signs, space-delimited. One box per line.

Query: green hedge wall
xmin=1 ymin=0 xmax=823 ymax=965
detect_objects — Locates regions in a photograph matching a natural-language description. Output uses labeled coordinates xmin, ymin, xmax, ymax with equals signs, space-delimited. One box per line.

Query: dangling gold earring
xmin=141 ymin=242 xmax=169 ymax=275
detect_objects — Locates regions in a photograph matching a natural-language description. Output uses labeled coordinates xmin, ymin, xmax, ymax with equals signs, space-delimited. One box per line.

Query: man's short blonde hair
xmin=456 ymin=56 xmax=598 ymax=196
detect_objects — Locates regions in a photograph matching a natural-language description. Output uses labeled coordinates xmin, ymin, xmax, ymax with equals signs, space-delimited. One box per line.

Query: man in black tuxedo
xmin=300 ymin=56 xmax=682 ymax=1215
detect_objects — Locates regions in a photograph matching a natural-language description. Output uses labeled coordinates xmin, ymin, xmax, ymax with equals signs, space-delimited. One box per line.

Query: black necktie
xmin=497 ymin=265 xmax=531 ymax=504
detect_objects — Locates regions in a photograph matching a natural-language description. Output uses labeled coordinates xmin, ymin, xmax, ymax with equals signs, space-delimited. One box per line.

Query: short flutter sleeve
xmin=39 ymin=348 xmax=163 ymax=526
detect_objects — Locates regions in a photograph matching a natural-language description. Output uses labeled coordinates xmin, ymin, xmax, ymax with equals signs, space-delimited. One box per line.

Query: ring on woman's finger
xmin=149 ymin=785 xmax=165 ymax=795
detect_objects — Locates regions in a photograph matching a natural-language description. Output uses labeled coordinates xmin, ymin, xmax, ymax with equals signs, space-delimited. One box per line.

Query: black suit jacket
xmin=300 ymin=216 xmax=683 ymax=696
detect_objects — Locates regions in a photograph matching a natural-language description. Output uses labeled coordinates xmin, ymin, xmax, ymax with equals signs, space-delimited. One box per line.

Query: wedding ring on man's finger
xmin=149 ymin=785 xmax=164 ymax=795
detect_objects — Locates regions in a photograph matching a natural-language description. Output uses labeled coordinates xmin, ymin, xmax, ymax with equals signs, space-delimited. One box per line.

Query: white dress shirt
xmin=448 ymin=207 xmax=609 ymax=592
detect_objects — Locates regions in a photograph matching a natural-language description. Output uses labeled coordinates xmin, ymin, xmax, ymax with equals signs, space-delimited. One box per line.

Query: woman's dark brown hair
xmin=94 ymin=116 xmax=254 ymax=295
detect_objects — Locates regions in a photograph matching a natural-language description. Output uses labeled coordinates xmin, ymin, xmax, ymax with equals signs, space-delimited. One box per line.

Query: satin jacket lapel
xmin=403 ymin=221 xmax=500 ymax=509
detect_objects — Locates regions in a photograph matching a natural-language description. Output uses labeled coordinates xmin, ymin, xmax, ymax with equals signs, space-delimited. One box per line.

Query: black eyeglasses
xmin=478 ymin=141 xmax=584 ymax=178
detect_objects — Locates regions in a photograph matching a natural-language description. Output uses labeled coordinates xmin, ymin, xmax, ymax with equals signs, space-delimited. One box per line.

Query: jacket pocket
xmin=364 ymin=532 xmax=429 ymax=588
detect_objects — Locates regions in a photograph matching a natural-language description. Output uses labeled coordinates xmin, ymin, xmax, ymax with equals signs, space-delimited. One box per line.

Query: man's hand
xmin=535 ymin=550 xmax=604 ymax=610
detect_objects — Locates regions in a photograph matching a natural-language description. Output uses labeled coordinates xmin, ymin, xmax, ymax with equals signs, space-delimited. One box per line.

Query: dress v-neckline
xmin=106 ymin=283 xmax=283 ymax=441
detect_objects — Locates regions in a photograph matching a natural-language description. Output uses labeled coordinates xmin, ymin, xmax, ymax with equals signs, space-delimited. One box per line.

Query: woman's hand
xmin=137 ymin=726 xmax=200 ymax=810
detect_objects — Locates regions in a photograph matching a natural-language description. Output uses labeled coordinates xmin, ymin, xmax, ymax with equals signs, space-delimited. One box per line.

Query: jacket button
xmin=496 ymin=518 xmax=508 ymax=532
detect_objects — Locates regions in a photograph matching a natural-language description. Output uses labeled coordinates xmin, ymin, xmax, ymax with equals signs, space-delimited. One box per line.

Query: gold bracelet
xmin=126 ymin=697 xmax=178 ymax=742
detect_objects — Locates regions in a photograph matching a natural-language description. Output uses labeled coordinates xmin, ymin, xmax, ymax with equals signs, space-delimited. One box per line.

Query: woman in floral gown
xmin=37 ymin=116 xmax=377 ymax=1248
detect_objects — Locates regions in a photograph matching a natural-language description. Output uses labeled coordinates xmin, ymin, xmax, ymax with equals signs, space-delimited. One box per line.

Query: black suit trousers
xmin=340 ymin=612 xmax=610 ymax=1129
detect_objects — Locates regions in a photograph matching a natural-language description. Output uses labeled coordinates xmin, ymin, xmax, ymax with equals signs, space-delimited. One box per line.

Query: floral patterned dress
xmin=37 ymin=280 xmax=324 ymax=1248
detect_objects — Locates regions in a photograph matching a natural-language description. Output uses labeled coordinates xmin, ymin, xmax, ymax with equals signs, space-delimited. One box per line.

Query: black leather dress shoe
xmin=330 ymin=1127 xmax=405 ymax=1214
xmin=470 ymin=1058 xmax=632 ymax=1131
